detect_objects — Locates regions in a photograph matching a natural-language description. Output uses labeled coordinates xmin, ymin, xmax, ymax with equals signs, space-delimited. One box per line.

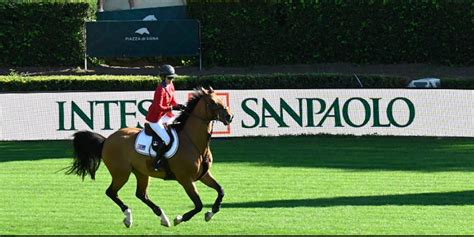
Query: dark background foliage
xmin=0 ymin=2 xmax=89 ymax=66
xmin=0 ymin=1 xmax=472 ymax=67
xmin=188 ymin=0 xmax=474 ymax=66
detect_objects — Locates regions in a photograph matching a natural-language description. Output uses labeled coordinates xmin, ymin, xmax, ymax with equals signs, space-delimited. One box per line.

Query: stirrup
xmin=153 ymin=158 xmax=162 ymax=171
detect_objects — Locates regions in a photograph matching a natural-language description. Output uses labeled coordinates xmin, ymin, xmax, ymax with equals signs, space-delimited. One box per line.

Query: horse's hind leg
xmin=174 ymin=180 xmax=203 ymax=226
xmin=200 ymin=171 xmax=224 ymax=222
xmin=133 ymin=171 xmax=171 ymax=227
xmin=105 ymin=170 xmax=132 ymax=227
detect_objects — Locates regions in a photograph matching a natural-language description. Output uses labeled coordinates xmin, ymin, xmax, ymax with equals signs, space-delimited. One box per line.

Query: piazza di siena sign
xmin=0 ymin=89 xmax=472 ymax=141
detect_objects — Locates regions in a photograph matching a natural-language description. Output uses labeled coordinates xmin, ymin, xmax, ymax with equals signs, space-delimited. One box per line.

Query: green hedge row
xmin=1 ymin=74 xmax=473 ymax=92
xmin=0 ymin=2 xmax=89 ymax=67
xmin=188 ymin=0 xmax=474 ymax=66
xmin=1 ymin=1 xmax=473 ymax=67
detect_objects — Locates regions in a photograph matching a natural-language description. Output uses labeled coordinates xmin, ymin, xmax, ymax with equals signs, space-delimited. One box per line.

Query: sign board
xmin=0 ymin=90 xmax=472 ymax=141
xmin=102 ymin=0 xmax=186 ymax=12
xmin=86 ymin=20 xmax=200 ymax=57
xmin=97 ymin=6 xmax=187 ymax=21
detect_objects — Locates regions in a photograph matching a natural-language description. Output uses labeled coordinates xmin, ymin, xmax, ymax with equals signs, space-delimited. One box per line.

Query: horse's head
xmin=199 ymin=87 xmax=234 ymax=125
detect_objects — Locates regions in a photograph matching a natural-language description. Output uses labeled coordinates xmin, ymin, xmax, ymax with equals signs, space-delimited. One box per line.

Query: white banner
xmin=0 ymin=89 xmax=472 ymax=141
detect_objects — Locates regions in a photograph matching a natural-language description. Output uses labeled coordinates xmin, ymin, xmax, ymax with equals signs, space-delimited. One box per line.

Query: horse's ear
xmin=208 ymin=86 xmax=214 ymax=93
xmin=194 ymin=86 xmax=203 ymax=94
xmin=200 ymin=87 xmax=207 ymax=94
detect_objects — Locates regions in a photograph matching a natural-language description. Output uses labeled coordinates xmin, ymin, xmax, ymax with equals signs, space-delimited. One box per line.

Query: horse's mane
xmin=173 ymin=89 xmax=206 ymax=131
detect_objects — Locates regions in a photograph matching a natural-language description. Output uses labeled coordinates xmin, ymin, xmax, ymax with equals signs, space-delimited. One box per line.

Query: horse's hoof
xmin=123 ymin=208 xmax=133 ymax=228
xmin=204 ymin=211 xmax=214 ymax=222
xmin=160 ymin=213 xmax=171 ymax=227
xmin=174 ymin=215 xmax=183 ymax=226
xmin=123 ymin=218 xmax=132 ymax=228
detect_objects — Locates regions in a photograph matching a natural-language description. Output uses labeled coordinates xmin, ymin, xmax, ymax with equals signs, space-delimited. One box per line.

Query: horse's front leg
xmin=200 ymin=171 xmax=224 ymax=222
xmin=174 ymin=180 xmax=203 ymax=226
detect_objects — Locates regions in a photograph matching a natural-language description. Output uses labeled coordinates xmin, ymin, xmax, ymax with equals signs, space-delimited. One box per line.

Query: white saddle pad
xmin=134 ymin=128 xmax=179 ymax=159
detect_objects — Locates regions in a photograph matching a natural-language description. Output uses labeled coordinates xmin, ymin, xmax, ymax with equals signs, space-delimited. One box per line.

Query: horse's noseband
xmin=209 ymin=104 xmax=230 ymax=122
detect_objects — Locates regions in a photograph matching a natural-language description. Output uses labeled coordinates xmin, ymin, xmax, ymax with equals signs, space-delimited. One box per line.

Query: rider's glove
xmin=172 ymin=104 xmax=186 ymax=111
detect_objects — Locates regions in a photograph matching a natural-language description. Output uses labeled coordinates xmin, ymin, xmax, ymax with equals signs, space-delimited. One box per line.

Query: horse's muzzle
xmin=223 ymin=114 xmax=234 ymax=125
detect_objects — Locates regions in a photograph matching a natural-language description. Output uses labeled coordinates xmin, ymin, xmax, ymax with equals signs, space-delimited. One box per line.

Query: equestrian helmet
xmin=160 ymin=64 xmax=177 ymax=78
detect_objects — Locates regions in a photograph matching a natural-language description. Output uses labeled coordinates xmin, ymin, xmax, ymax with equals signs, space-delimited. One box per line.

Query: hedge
xmin=0 ymin=2 xmax=89 ymax=67
xmin=1 ymin=1 xmax=473 ymax=67
xmin=1 ymin=74 xmax=472 ymax=92
xmin=188 ymin=0 xmax=474 ymax=66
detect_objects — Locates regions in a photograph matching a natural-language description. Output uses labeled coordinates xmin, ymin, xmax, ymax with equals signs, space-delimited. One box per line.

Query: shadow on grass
xmin=221 ymin=190 xmax=474 ymax=208
xmin=212 ymin=136 xmax=474 ymax=172
xmin=0 ymin=140 xmax=72 ymax=162
xmin=1 ymin=136 xmax=473 ymax=172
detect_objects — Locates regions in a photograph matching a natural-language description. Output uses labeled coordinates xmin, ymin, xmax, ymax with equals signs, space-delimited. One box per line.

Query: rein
xmin=181 ymin=112 xmax=214 ymax=181
xmin=182 ymin=121 xmax=214 ymax=156
xmin=179 ymin=95 xmax=223 ymax=157
xmin=187 ymin=112 xmax=212 ymax=124
xmin=181 ymin=107 xmax=215 ymax=156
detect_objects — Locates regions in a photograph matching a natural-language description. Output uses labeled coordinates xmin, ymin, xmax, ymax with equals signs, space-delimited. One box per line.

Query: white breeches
xmin=149 ymin=115 xmax=175 ymax=145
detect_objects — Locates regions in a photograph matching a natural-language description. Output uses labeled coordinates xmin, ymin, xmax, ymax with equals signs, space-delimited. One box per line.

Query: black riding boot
xmin=152 ymin=139 xmax=166 ymax=171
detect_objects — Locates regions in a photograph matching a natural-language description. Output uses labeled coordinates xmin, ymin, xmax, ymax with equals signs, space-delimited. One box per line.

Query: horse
xmin=66 ymin=87 xmax=234 ymax=227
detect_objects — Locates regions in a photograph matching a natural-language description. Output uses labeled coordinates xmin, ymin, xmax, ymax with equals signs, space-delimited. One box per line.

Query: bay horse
xmin=66 ymin=87 xmax=233 ymax=227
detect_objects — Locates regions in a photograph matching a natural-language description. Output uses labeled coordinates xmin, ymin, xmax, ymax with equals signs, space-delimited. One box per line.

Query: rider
xmin=146 ymin=64 xmax=185 ymax=170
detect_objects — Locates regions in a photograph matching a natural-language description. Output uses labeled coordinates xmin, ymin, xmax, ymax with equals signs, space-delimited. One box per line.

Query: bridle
xmin=183 ymin=96 xmax=230 ymax=124
xmin=180 ymin=96 xmax=230 ymax=156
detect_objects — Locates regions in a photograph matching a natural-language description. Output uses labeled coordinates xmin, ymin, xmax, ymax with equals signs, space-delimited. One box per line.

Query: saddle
xmin=134 ymin=123 xmax=179 ymax=159
xmin=144 ymin=123 xmax=173 ymax=152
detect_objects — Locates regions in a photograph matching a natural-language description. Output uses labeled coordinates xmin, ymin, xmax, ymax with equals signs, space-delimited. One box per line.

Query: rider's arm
xmin=169 ymin=84 xmax=178 ymax=107
xmin=153 ymin=87 xmax=172 ymax=111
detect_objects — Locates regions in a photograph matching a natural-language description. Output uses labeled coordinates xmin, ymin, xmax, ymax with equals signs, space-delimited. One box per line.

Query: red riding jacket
xmin=146 ymin=81 xmax=178 ymax=122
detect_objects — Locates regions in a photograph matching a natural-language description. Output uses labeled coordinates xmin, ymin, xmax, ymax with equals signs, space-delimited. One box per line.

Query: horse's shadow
xmin=218 ymin=190 xmax=474 ymax=208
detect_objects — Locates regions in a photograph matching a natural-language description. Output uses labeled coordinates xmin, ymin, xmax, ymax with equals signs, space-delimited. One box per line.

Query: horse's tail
xmin=66 ymin=131 xmax=106 ymax=180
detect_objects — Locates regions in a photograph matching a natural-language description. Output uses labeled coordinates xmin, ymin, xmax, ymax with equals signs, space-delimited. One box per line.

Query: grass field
xmin=0 ymin=136 xmax=473 ymax=235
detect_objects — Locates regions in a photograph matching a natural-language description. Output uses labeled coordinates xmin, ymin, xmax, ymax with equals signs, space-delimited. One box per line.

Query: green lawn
xmin=0 ymin=136 xmax=473 ymax=235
